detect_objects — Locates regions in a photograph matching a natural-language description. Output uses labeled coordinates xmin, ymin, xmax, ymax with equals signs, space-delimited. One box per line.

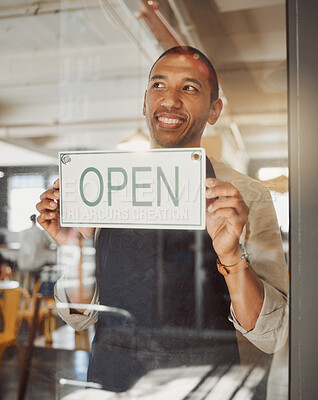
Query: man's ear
xmin=208 ymin=98 xmax=223 ymax=125
xmin=143 ymin=91 xmax=147 ymax=116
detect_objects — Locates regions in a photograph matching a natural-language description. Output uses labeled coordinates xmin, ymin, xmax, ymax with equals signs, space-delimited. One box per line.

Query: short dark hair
xmin=0 ymin=253 xmax=17 ymax=271
xmin=149 ymin=46 xmax=219 ymax=102
xmin=0 ymin=253 xmax=10 ymax=266
xmin=30 ymin=214 xmax=36 ymax=223
xmin=0 ymin=253 xmax=6 ymax=265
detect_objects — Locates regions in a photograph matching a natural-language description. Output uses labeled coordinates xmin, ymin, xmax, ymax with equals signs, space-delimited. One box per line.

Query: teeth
xmin=158 ymin=117 xmax=183 ymax=125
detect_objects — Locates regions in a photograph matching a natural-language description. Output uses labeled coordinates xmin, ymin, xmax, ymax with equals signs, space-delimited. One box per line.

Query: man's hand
xmin=206 ymin=178 xmax=249 ymax=265
xmin=36 ymin=179 xmax=66 ymax=244
xmin=36 ymin=179 xmax=94 ymax=245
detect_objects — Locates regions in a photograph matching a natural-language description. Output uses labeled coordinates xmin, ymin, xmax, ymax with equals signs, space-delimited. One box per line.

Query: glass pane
xmin=8 ymin=175 xmax=45 ymax=231
xmin=0 ymin=1 xmax=288 ymax=399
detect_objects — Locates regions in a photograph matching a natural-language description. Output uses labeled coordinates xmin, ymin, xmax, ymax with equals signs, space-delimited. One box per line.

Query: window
xmin=8 ymin=175 xmax=45 ymax=232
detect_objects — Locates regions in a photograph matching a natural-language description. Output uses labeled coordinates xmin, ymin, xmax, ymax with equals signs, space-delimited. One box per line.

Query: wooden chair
xmin=18 ymin=280 xmax=55 ymax=333
xmin=0 ymin=287 xmax=30 ymax=375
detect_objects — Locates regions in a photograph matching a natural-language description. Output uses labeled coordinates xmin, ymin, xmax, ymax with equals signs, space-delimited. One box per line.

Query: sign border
xmin=59 ymin=148 xmax=206 ymax=230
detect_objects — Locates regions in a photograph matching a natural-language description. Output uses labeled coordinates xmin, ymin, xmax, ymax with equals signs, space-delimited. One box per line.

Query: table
xmin=0 ymin=280 xmax=19 ymax=290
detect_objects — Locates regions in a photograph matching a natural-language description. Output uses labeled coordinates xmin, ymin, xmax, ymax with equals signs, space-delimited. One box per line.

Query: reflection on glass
xmin=0 ymin=1 xmax=288 ymax=399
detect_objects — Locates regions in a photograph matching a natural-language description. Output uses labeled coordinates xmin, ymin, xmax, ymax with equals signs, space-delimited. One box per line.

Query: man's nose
xmin=160 ymin=89 xmax=182 ymax=109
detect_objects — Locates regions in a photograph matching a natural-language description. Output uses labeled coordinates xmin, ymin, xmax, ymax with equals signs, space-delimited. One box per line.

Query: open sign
xmin=59 ymin=149 xmax=206 ymax=230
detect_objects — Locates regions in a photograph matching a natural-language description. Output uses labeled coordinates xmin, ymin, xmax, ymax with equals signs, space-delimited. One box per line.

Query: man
xmin=0 ymin=254 xmax=16 ymax=280
xmin=36 ymin=46 xmax=288 ymax=393
xmin=17 ymin=214 xmax=52 ymax=291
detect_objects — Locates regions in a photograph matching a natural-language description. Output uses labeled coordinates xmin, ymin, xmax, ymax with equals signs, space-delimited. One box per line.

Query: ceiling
xmin=0 ymin=0 xmax=288 ymax=169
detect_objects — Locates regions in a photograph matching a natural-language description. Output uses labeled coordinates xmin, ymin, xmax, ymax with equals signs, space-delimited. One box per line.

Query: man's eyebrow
xmin=150 ymin=74 xmax=166 ymax=81
xmin=149 ymin=75 xmax=203 ymax=88
xmin=184 ymin=78 xmax=202 ymax=88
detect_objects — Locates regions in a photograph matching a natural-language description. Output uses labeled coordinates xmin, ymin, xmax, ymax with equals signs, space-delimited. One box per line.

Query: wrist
xmin=217 ymin=246 xmax=242 ymax=267
xmin=216 ymin=244 xmax=250 ymax=276
xmin=217 ymin=254 xmax=250 ymax=276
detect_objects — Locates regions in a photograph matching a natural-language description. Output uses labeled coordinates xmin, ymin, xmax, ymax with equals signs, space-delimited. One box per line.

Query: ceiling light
xmin=263 ymin=65 xmax=287 ymax=92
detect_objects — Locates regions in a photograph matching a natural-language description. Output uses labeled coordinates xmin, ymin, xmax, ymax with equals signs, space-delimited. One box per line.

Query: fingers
xmin=205 ymin=179 xmax=249 ymax=231
xmin=36 ymin=212 xmax=55 ymax=228
xmin=207 ymin=196 xmax=249 ymax=217
xmin=36 ymin=198 xmax=59 ymax=217
xmin=207 ymin=206 xmax=248 ymax=229
xmin=53 ymin=179 xmax=60 ymax=189
xmin=36 ymin=196 xmax=60 ymax=241
xmin=206 ymin=178 xmax=240 ymax=199
xmin=36 ymin=185 xmax=60 ymax=225
xmin=37 ymin=187 xmax=59 ymax=217
xmin=35 ymin=179 xmax=63 ymax=243
xmin=37 ymin=208 xmax=58 ymax=222
xmin=37 ymin=196 xmax=58 ymax=210
xmin=39 ymin=188 xmax=59 ymax=201
xmin=36 ymin=206 xmax=59 ymax=230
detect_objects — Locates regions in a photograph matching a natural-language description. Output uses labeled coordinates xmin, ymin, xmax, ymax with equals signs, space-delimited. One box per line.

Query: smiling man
xmin=144 ymin=48 xmax=222 ymax=149
xmin=37 ymin=46 xmax=288 ymax=396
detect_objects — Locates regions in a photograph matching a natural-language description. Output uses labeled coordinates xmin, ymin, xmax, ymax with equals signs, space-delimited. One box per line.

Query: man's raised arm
xmin=206 ymin=175 xmax=288 ymax=353
xmin=36 ymin=179 xmax=97 ymax=325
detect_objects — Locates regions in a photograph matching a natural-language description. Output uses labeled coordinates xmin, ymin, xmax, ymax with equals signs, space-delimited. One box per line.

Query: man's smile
xmin=155 ymin=113 xmax=186 ymax=129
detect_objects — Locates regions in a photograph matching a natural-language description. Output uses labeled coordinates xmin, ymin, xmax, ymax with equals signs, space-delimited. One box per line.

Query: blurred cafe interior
xmin=0 ymin=0 xmax=307 ymax=399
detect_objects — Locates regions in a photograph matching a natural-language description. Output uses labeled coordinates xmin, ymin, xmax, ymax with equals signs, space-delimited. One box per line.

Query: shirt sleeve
xmin=54 ymin=279 xmax=99 ymax=331
xmin=229 ymin=181 xmax=289 ymax=353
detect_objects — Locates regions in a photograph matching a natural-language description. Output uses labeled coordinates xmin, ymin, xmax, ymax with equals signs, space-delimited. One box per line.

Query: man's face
xmin=143 ymin=53 xmax=222 ymax=149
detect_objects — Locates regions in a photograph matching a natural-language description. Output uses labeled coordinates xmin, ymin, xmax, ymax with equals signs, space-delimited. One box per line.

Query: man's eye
xmin=153 ymin=82 xmax=164 ymax=88
xmin=183 ymin=85 xmax=198 ymax=91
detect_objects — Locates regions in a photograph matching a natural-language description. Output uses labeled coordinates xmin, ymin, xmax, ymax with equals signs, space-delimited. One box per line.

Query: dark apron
xmin=88 ymin=157 xmax=239 ymax=392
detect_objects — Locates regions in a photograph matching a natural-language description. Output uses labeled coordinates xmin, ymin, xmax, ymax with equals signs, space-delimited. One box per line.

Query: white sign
xmin=59 ymin=149 xmax=206 ymax=230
